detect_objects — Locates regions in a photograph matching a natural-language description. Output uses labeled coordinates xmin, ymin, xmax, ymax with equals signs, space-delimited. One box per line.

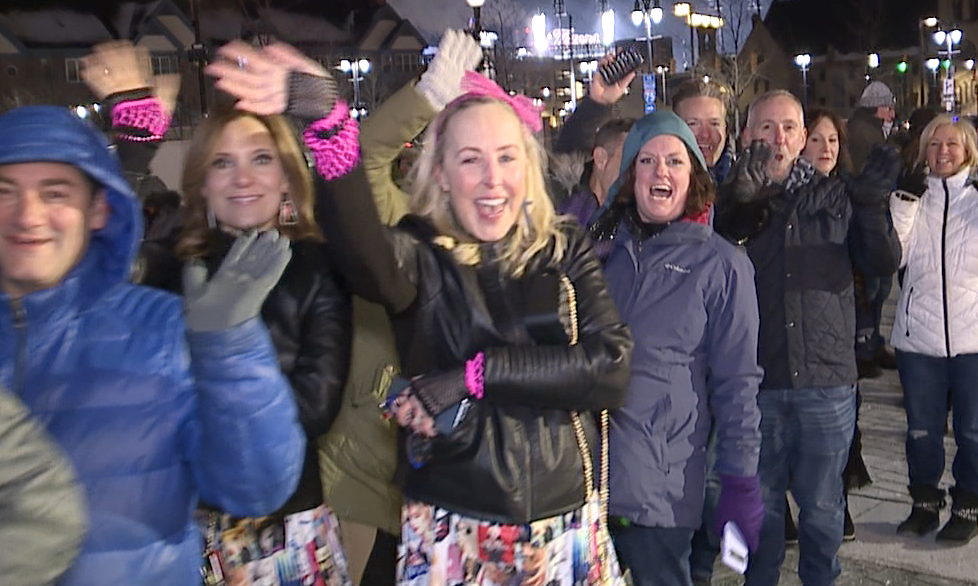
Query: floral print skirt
xmin=397 ymin=498 xmax=625 ymax=586
xmin=198 ymin=503 xmax=352 ymax=586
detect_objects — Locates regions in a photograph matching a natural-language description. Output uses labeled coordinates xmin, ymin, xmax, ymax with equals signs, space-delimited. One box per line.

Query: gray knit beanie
xmin=859 ymin=81 xmax=896 ymax=108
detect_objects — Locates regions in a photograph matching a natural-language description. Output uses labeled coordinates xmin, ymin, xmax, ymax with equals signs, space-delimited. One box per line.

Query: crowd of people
xmin=0 ymin=26 xmax=974 ymax=586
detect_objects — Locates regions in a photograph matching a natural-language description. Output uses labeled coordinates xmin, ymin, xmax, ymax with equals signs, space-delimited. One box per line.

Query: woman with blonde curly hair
xmin=204 ymin=36 xmax=634 ymax=585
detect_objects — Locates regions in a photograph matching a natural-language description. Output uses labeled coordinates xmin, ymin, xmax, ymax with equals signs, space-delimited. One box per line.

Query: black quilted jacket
xmin=716 ymin=167 xmax=900 ymax=390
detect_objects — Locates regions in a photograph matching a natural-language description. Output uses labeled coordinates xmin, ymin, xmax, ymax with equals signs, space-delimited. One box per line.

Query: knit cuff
xmin=465 ymin=352 xmax=485 ymax=399
xmin=112 ymin=96 xmax=171 ymax=142
xmin=302 ymin=100 xmax=361 ymax=181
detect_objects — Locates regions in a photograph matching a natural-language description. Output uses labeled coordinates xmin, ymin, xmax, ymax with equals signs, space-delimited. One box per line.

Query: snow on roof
xmin=1 ymin=10 xmax=113 ymax=46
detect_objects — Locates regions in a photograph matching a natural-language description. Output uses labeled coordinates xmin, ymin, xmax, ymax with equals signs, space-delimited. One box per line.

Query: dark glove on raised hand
xmin=847 ymin=143 xmax=902 ymax=206
xmin=715 ymin=473 xmax=764 ymax=552
xmin=410 ymin=369 xmax=470 ymax=420
xmin=721 ymin=140 xmax=772 ymax=203
xmin=895 ymin=163 xmax=929 ymax=200
xmin=183 ymin=230 xmax=291 ymax=332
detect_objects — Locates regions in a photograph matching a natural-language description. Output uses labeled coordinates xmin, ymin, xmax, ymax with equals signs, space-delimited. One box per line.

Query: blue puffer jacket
xmin=603 ymin=221 xmax=762 ymax=528
xmin=0 ymin=107 xmax=305 ymax=586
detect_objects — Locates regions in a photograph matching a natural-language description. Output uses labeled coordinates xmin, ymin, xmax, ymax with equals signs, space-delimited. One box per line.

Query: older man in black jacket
xmin=715 ymin=90 xmax=901 ymax=586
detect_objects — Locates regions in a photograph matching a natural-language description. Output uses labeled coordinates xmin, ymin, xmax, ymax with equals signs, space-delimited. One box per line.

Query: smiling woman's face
xmin=436 ymin=102 xmax=528 ymax=242
xmin=633 ymin=134 xmax=691 ymax=224
xmin=926 ymin=123 xmax=968 ymax=178
xmin=202 ymin=116 xmax=289 ymax=232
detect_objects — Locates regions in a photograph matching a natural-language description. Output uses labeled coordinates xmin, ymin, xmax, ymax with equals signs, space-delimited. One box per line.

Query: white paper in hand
xmin=721 ymin=521 xmax=749 ymax=574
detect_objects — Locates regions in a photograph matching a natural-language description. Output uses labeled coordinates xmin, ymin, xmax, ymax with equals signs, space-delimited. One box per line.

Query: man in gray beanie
xmin=846 ymin=81 xmax=900 ymax=380
xmin=849 ymin=81 xmax=897 ymax=171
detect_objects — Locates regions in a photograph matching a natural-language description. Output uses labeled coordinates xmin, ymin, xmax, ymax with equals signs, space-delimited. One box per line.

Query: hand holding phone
xmin=599 ymin=46 xmax=644 ymax=87
xmin=721 ymin=522 xmax=749 ymax=574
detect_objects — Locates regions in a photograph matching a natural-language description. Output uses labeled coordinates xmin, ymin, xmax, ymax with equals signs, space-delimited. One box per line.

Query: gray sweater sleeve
xmin=0 ymin=388 xmax=87 ymax=586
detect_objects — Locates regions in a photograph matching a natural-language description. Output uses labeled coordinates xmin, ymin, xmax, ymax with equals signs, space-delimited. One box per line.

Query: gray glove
xmin=183 ymin=230 xmax=292 ymax=332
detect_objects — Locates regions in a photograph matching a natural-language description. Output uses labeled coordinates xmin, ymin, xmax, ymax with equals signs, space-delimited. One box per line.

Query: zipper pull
xmin=11 ymin=298 xmax=25 ymax=328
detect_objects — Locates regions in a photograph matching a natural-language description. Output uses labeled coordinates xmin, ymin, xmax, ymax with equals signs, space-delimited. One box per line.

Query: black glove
xmin=285 ymin=71 xmax=339 ymax=124
xmin=895 ymin=163 xmax=928 ymax=200
xmin=721 ymin=140 xmax=772 ymax=203
xmin=410 ymin=369 xmax=470 ymax=420
xmin=847 ymin=143 xmax=902 ymax=206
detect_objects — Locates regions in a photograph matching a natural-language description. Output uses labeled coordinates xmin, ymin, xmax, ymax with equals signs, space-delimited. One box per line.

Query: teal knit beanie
xmin=602 ymin=110 xmax=707 ymax=211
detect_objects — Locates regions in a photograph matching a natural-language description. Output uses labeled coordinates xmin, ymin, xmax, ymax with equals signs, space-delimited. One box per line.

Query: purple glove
xmin=715 ymin=473 xmax=764 ymax=552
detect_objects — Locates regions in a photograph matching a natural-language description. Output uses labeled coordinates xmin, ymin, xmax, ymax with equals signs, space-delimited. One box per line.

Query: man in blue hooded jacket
xmin=0 ymin=105 xmax=305 ymax=585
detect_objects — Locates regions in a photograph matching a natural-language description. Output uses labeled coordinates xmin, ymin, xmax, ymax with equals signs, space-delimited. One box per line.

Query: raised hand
xmin=848 ymin=144 xmax=902 ymax=206
xmin=415 ymin=29 xmax=482 ymax=111
xmin=183 ymin=230 xmax=292 ymax=332
xmin=205 ymin=40 xmax=336 ymax=119
xmin=722 ymin=140 xmax=772 ymax=203
xmin=895 ymin=162 xmax=929 ymax=200
xmin=590 ymin=52 xmax=637 ymax=106
xmin=82 ymin=41 xmax=152 ymax=99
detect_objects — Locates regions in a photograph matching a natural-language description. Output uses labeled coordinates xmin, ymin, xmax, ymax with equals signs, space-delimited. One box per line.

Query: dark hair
xmin=672 ymin=79 xmax=731 ymax=119
xmin=594 ymin=118 xmax=636 ymax=150
xmin=614 ymin=143 xmax=715 ymax=217
xmin=804 ymin=106 xmax=853 ymax=175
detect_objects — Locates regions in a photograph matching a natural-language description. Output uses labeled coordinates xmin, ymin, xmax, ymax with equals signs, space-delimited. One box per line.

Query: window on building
xmin=65 ymin=57 xmax=82 ymax=83
xmin=394 ymin=53 xmax=419 ymax=72
xmin=151 ymin=54 xmax=179 ymax=75
xmin=970 ymin=0 xmax=978 ymax=20
xmin=382 ymin=53 xmax=394 ymax=73
xmin=954 ymin=0 xmax=964 ymax=22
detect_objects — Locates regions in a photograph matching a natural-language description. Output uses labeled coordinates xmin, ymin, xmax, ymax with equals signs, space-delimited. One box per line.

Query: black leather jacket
xmin=142 ymin=231 xmax=352 ymax=514
xmin=319 ymin=168 xmax=633 ymax=524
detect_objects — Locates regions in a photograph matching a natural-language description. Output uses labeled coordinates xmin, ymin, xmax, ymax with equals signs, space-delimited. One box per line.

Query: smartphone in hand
xmin=599 ymin=46 xmax=644 ymax=86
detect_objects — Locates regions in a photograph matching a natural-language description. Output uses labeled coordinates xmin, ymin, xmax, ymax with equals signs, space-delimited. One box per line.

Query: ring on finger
xmin=103 ymin=68 xmax=110 ymax=76
xmin=237 ymin=55 xmax=248 ymax=69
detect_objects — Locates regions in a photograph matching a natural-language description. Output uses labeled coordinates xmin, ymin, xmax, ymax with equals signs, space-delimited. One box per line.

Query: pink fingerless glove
xmin=465 ymin=352 xmax=485 ymax=399
xmin=112 ymin=97 xmax=171 ymax=142
xmin=302 ymin=100 xmax=361 ymax=181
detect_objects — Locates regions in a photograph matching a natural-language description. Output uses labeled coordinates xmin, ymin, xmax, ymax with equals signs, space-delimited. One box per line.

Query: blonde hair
xmin=176 ymin=108 xmax=322 ymax=260
xmin=916 ymin=114 xmax=978 ymax=173
xmin=408 ymin=96 xmax=565 ymax=276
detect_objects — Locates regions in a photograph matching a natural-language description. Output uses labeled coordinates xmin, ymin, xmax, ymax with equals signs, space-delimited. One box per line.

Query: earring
xmin=279 ymin=196 xmax=298 ymax=226
xmin=206 ymin=206 xmax=217 ymax=229
xmin=522 ymin=199 xmax=534 ymax=231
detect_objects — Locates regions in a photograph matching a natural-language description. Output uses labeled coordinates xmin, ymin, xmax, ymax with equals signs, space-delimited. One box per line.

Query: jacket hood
xmin=600 ymin=110 xmax=707 ymax=216
xmin=0 ymin=106 xmax=142 ymax=286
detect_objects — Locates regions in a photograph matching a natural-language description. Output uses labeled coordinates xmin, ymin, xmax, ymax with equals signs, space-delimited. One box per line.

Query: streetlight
xmin=919 ymin=17 xmax=939 ymax=106
xmin=339 ymin=58 xmax=370 ymax=114
xmin=580 ymin=60 xmax=598 ymax=83
xmin=866 ymin=52 xmax=880 ymax=82
xmin=674 ymin=2 xmax=723 ymax=71
xmin=465 ymin=0 xmax=485 ymax=38
xmin=933 ymin=27 xmax=963 ymax=112
xmin=794 ymin=53 xmax=812 ymax=106
xmin=926 ymin=57 xmax=941 ymax=97
xmin=531 ymin=13 xmax=547 ymax=55
xmin=656 ymin=65 xmax=669 ymax=105
xmin=631 ymin=0 xmax=663 ymax=72
xmin=601 ymin=8 xmax=615 ymax=49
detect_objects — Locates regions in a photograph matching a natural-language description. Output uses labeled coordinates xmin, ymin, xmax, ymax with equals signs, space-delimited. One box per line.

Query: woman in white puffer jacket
xmin=890 ymin=114 xmax=978 ymax=545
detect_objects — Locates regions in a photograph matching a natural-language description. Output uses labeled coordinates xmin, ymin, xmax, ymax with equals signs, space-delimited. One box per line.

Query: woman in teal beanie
xmin=591 ymin=110 xmax=765 ymax=586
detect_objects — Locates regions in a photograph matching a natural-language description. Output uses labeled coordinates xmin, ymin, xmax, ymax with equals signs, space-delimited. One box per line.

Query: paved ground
xmin=704 ymin=284 xmax=978 ymax=585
